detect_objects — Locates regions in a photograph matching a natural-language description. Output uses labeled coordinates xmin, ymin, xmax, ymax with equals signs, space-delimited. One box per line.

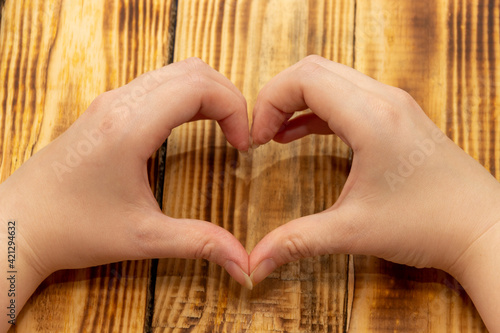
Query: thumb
xmin=139 ymin=211 xmax=253 ymax=289
xmin=249 ymin=208 xmax=355 ymax=285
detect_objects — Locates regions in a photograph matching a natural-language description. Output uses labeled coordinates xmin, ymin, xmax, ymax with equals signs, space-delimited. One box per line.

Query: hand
xmin=249 ymin=55 xmax=500 ymax=331
xmin=0 ymin=58 xmax=253 ymax=329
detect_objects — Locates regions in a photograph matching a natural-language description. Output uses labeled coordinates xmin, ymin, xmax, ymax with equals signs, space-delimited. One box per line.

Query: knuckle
xmin=391 ymin=87 xmax=417 ymax=106
xmin=195 ymin=239 xmax=216 ymax=261
xmin=98 ymin=102 xmax=132 ymax=135
xmin=193 ymin=228 xmax=234 ymax=262
xmin=184 ymin=71 xmax=208 ymax=89
xmin=365 ymin=94 xmax=402 ymax=128
xmin=79 ymin=90 xmax=131 ymax=142
xmin=176 ymin=57 xmax=210 ymax=88
xmin=302 ymin=54 xmax=325 ymax=64
xmin=183 ymin=57 xmax=207 ymax=72
xmin=86 ymin=90 xmax=114 ymax=115
xmin=283 ymin=234 xmax=311 ymax=262
xmin=296 ymin=61 xmax=323 ymax=76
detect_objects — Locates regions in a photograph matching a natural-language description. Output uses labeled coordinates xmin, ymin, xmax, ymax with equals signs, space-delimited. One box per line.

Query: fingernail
xmin=249 ymin=134 xmax=260 ymax=150
xmin=250 ymin=258 xmax=277 ymax=285
xmin=224 ymin=261 xmax=253 ymax=290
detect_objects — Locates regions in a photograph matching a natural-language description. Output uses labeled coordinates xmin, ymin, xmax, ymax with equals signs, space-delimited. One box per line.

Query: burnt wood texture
xmin=1 ymin=0 xmax=497 ymax=332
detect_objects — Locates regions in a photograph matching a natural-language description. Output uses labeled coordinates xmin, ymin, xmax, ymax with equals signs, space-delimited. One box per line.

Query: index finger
xmin=92 ymin=58 xmax=250 ymax=157
xmin=251 ymin=58 xmax=376 ymax=148
xmin=120 ymin=58 xmax=246 ymax=106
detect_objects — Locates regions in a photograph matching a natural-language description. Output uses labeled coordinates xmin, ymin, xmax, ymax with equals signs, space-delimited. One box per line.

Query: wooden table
xmin=1 ymin=0 xmax=497 ymax=332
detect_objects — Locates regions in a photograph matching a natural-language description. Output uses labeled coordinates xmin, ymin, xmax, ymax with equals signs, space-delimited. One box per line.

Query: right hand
xmin=0 ymin=58 xmax=253 ymax=333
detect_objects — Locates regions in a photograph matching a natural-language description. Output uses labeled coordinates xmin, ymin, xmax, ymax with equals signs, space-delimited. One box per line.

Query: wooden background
xmin=1 ymin=0 xmax=498 ymax=332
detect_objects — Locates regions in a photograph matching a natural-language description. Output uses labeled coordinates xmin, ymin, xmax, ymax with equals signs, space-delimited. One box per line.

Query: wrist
xmin=0 ymin=172 xmax=54 ymax=280
xmin=449 ymin=183 xmax=500 ymax=274
xmin=446 ymin=183 xmax=500 ymax=332
xmin=449 ymin=220 xmax=500 ymax=332
xmin=1 ymin=184 xmax=50 ymax=330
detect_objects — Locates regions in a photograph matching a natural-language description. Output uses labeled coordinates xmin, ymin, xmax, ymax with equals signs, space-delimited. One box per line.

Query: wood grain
xmin=152 ymin=0 xmax=355 ymax=331
xmin=2 ymin=0 xmax=498 ymax=331
xmin=0 ymin=0 xmax=175 ymax=331
xmin=350 ymin=0 xmax=496 ymax=331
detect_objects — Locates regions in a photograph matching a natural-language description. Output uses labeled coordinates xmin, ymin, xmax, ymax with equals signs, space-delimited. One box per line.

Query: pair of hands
xmin=1 ymin=56 xmax=499 ymax=330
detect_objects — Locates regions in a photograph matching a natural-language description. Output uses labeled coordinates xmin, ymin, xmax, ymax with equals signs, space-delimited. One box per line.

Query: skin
xmin=0 ymin=58 xmax=252 ymax=332
xmin=1 ymin=56 xmax=499 ymax=332
xmin=249 ymin=55 xmax=500 ymax=332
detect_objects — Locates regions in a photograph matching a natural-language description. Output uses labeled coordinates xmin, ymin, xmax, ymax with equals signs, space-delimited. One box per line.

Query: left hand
xmin=248 ymin=55 xmax=500 ymax=288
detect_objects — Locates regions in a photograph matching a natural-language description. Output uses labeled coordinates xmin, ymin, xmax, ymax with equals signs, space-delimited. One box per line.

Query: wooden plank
xmin=0 ymin=0 xmax=5 ymax=24
xmin=152 ymin=0 xmax=355 ymax=331
xmin=0 ymin=0 xmax=174 ymax=331
xmin=350 ymin=0 xmax=497 ymax=331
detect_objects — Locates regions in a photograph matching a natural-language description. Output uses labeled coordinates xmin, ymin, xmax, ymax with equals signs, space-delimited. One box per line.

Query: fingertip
xmin=224 ymin=260 xmax=253 ymax=290
xmin=236 ymin=139 xmax=250 ymax=152
xmin=218 ymin=110 xmax=250 ymax=151
xmin=251 ymin=99 xmax=288 ymax=145
xmin=252 ymin=123 xmax=279 ymax=145
xmin=249 ymin=258 xmax=278 ymax=285
xmin=272 ymin=132 xmax=294 ymax=144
